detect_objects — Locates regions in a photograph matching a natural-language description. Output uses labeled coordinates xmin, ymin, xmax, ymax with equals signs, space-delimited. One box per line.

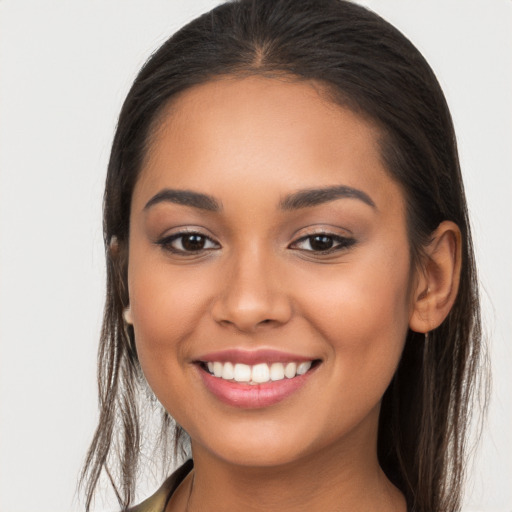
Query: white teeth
xmin=297 ymin=361 xmax=312 ymax=375
xmin=234 ymin=363 xmax=251 ymax=382
xmin=213 ymin=361 xmax=223 ymax=377
xmin=270 ymin=362 xmax=285 ymax=381
xmin=222 ymin=362 xmax=234 ymax=380
xmin=252 ymin=363 xmax=270 ymax=383
xmin=205 ymin=360 xmax=314 ymax=383
xmin=284 ymin=362 xmax=297 ymax=379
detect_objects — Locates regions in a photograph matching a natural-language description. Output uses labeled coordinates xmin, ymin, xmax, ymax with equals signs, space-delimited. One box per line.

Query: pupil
xmin=310 ymin=235 xmax=333 ymax=251
xmin=183 ymin=234 xmax=205 ymax=251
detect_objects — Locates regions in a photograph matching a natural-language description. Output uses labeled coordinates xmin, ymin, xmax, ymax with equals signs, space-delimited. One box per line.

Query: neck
xmin=181 ymin=416 xmax=405 ymax=512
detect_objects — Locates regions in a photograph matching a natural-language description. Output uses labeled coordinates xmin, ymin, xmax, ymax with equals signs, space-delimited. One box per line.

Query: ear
xmin=123 ymin=306 xmax=133 ymax=325
xmin=109 ymin=235 xmax=120 ymax=257
xmin=409 ymin=221 xmax=462 ymax=333
xmin=109 ymin=235 xmax=132 ymax=322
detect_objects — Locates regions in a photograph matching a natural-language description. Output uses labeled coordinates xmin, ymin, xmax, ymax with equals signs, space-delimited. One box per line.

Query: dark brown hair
xmin=80 ymin=1 xmax=485 ymax=511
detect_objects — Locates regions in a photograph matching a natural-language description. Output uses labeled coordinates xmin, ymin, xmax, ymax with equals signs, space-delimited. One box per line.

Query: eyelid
xmin=154 ymin=226 xmax=355 ymax=256
xmin=289 ymin=230 xmax=356 ymax=254
xmin=156 ymin=228 xmax=221 ymax=255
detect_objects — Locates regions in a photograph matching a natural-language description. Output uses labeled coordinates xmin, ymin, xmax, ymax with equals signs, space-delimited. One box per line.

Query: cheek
xmin=132 ymin=268 xmax=209 ymax=335
xmin=297 ymin=245 xmax=412 ymax=388
xmin=127 ymin=250 xmax=216 ymax=391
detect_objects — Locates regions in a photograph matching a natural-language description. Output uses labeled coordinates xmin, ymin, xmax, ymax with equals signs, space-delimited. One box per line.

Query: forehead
xmin=134 ymin=75 xmax=403 ymax=216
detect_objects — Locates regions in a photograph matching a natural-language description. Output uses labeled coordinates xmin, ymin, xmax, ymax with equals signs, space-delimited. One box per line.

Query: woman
xmin=81 ymin=0 xmax=484 ymax=510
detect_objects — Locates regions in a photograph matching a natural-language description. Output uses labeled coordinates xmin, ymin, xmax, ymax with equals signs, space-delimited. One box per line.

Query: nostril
xmin=211 ymin=291 xmax=293 ymax=332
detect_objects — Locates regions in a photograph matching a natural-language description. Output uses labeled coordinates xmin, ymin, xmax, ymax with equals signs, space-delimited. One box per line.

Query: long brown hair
xmin=80 ymin=1 xmax=486 ymax=510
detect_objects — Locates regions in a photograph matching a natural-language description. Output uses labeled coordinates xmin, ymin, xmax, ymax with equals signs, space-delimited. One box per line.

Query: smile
xmin=195 ymin=350 xmax=321 ymax=409
xmin=203 ymin=361 xmax=313 ymax=384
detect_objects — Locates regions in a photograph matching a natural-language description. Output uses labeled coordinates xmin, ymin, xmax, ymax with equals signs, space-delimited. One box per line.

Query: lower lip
xmin=197 ymin=365 xmax=316 ymax=409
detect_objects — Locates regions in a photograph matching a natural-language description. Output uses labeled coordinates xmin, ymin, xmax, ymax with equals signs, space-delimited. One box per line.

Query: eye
xmin=290 ymin=233 xmax=356 ymax=254
xmin=157 ymin=232 xmax=220 ymax=254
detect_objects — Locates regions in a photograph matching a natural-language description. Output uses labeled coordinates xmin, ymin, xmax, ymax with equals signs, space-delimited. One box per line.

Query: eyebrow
xmin=144 ymin=184 xmax=375 ymax=213
xmin=144 ymin=189 xmax=222 ymax=212
xmin=279 ymin=185 xmax=376 ymax=210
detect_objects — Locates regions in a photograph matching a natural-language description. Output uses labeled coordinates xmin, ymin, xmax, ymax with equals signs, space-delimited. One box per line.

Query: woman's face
xmin=128 ymin=76 xmax=416 ymax=468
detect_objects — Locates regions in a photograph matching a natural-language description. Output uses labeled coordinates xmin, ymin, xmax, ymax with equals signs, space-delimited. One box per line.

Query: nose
xmin=211 ymin=246 xmax=293 ymax=333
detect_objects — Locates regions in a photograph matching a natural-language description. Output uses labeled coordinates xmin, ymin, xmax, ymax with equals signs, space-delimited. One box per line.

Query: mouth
xmin=194 ymin=351 xmax=322 ymax=409
xmin=198 ymin=360 xmax=319 ymax=385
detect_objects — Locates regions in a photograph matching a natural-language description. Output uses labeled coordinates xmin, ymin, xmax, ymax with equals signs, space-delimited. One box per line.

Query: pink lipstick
xmin=195 ymin=349 xmax=319 ymax=409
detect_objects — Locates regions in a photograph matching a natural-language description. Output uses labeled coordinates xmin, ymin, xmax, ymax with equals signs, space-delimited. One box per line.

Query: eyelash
xmin=290 ymin=233 xmax=356 ymax=254
xmin=157 ymin=231 xmax=220 ymax=254
xmin=156 ymin=231 xmax=356 ymax=256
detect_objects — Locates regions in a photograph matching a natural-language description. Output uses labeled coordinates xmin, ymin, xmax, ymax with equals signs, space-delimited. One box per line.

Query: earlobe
xmin=123 ymin=306 xmax=133 ymax=325
xmin=109 ymin=235 xmax=132 ymax=324
xmin=409 ymin=221 xmax=462 ymax=333
xmin=109 ymin=235 xmax=119 ymax=256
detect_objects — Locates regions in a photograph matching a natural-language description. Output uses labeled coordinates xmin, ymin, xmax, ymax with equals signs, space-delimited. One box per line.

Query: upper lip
xmin=195 ymin=349 xmax=317 ymax=365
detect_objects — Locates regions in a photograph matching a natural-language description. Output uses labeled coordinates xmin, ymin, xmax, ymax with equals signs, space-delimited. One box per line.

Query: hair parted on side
xmin=80 ymin=1 xmax=485 ymax=511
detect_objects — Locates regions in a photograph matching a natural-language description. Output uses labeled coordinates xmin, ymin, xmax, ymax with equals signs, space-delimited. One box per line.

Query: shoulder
xmin=127 ymin=459 xmax=194 ymax=512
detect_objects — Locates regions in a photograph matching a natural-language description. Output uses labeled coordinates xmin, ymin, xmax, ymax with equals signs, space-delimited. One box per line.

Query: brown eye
xmin=309 ymin=235 xmax=334 ymax=251
xmin=182 ymin=234 xmax=207 ymax=251
xmin=158 ymin=232 xmax=220 ymax=254
xmin=291 ymin=233 xmax=356 ymax=254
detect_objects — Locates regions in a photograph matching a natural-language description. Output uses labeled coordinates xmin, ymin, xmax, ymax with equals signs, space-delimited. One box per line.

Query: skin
xmin=126 ymin=76 xmax=461 ymax=511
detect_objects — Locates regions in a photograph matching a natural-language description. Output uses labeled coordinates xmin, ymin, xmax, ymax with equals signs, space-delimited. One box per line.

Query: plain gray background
xmin=0 ymin=1 xmax=510 ymax=511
